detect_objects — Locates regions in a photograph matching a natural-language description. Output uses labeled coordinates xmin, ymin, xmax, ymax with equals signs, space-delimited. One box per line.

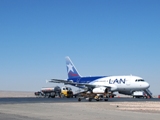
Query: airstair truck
xmin=132 ymin=89 xmax=153 ymax=99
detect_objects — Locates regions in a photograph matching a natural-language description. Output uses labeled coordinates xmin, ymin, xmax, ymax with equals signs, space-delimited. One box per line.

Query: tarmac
xmin=0 ymin=97 xmax=160 ymax=120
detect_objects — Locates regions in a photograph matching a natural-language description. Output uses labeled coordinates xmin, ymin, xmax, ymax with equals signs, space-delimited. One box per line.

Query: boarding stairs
xmin=144 ymin=89 xmax=153 ymax=98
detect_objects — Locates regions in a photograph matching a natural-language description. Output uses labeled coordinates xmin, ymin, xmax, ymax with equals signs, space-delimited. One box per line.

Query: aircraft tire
xmin=78 ymin=98 xmax=81 ymax=102
xmin=89 ymin=98 xmax=92 ymax=102
xmin=51 ymin=95 xmax=55 ymax=98
xmin=61 ymin=93 xmax=65 ymax=98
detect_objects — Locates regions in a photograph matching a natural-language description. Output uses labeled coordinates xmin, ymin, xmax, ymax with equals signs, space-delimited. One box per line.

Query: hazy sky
xmin=0 ymin=0 xmax=160 ymax=95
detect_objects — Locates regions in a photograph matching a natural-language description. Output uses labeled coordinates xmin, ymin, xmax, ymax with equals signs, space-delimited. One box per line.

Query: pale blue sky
xmin=0 ymin=0 xmax=160 ymax=95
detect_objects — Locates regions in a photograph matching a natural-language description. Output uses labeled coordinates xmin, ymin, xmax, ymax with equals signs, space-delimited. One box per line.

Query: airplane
xmin=48 ymin=56 xmax=150 ymax=97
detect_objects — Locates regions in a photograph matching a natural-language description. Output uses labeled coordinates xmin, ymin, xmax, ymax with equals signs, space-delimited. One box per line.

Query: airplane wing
xmin=48 ymin=79 xmax=93 ymax=87
xmin=48 ymin=79 xmax=111 ymax=89
xmin=47 ymin=79 xmax=69 ymax=83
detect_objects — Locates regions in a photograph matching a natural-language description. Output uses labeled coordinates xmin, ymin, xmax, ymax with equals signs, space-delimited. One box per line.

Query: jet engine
xmin=92 ymin=87 xmax=108 ymax=93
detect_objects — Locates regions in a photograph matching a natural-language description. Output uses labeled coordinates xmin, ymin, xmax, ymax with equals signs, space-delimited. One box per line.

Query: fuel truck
xmin=35 ymin=86 xmax=61 ymax=98
xmin=34 ymin=86 xmax=74 ymax=98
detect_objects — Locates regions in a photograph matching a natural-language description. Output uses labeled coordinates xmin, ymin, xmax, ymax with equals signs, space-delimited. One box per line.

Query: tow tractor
xmin=61 ymin=87 xmax=73 ymax=98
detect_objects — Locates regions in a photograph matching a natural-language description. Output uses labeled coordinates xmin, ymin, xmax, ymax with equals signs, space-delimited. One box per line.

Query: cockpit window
xmin=135 ymin=79 xmax=145 ymax=82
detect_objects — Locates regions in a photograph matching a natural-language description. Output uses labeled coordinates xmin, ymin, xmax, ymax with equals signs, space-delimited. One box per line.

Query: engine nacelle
xmin=92 ymin=87 xmax=107 ymax=93
xmin=119 ymin=91 xmax=133 ymax=95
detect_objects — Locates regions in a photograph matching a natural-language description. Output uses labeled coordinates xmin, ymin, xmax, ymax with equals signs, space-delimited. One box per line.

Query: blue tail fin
xmin=65 ymin=56 xmax=81 ymax=79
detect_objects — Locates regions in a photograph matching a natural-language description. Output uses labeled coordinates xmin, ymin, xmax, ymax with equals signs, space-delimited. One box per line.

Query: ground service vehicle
xmin=61 ymin=87 xmax=73 ymax=98
xmin=35 ymin=86 xmax=61 ymax=98
xmin=77 ymin=90 xmax=110 ymax=102
xmin=132 ymin=91 xmax=147 ymax=98
xmin=35 ymin=86 xmax=73 ymax=98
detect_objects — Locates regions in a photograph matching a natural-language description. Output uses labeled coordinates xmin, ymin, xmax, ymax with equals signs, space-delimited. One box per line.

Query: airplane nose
xmin=145 ymin=82 xmax=150 ymax=89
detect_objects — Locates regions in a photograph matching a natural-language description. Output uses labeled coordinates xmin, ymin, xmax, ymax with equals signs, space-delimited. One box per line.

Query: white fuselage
xmin=90 ymin=75 xmax=150 ymax=93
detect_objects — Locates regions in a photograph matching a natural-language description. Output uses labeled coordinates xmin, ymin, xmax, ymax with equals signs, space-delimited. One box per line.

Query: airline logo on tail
xmin=67 ymin=63 xmax=79 ymax=77
xmin=66 ymin=57 xmax=81 ymax=79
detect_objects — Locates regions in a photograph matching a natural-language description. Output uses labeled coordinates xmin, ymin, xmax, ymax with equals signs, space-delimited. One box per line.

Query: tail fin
xmin=65 ymin=56 xmax=81 ymax=79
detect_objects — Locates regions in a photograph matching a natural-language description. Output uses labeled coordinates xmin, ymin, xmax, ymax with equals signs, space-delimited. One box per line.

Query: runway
xmin=0 ymin=97 xmax=159 ymax=104
xmin=0 ymin=97 xmax=159 ymax=120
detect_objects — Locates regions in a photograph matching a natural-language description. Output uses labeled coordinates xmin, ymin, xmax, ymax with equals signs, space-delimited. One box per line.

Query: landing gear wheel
xmin=78 ymin=98 xmax=81 ymax=102
xmin=89 ymin=98 xmax=92 ymax=102
xmin=51 ymin=95 xmax=55 ymax=98
xmin=61 ymin=94 xmax=65 ymax=98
